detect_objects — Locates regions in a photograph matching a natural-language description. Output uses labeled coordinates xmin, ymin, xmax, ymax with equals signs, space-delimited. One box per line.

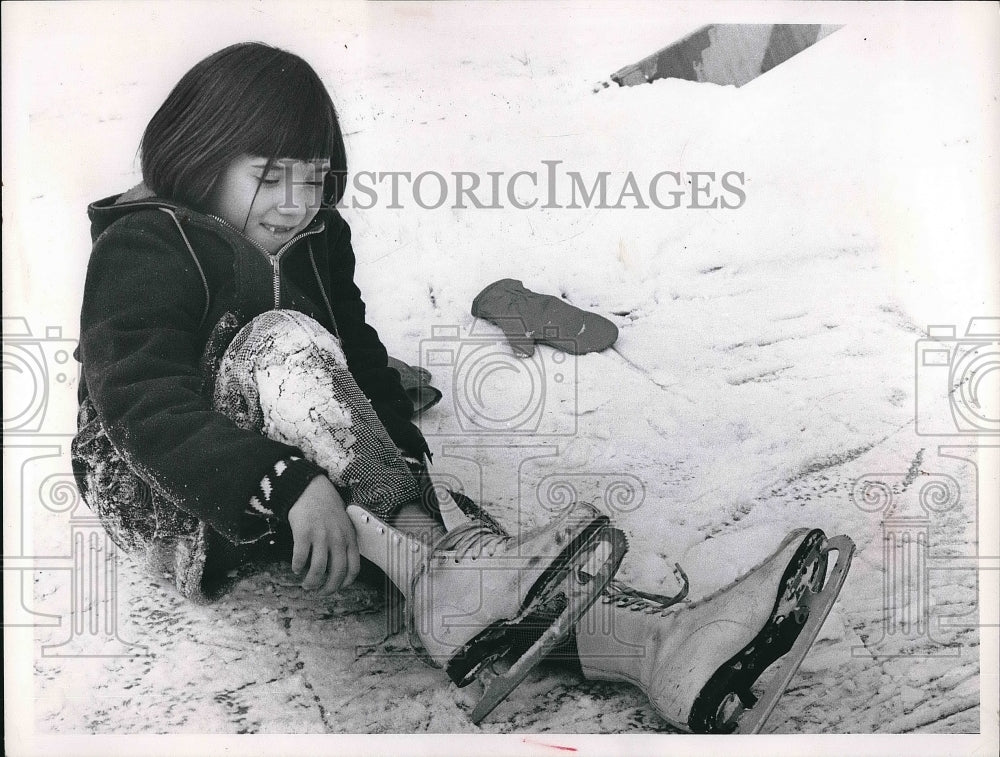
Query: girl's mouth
xmin=261 ymin=222 xmax=295 ymax=236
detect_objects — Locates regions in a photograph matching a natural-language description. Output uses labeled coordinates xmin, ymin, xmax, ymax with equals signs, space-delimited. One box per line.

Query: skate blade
xmin=445 ymin=513 xmax=614 ymax=687
xmin=469 ymin=527 xmax=629 ymax=724
xmin=733 ymin=534 xmax=855 ymax=735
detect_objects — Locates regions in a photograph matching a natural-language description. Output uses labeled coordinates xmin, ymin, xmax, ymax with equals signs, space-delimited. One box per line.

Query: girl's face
xmin=206 ymin=154 xmax=330 ymax=253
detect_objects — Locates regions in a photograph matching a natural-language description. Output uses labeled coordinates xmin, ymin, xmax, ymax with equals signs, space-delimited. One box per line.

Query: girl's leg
xmin=212 ymin=309 xmax=440 ymax=541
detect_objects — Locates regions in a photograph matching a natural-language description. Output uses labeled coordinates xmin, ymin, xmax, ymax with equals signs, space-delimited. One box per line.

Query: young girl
xmin=72 ymin=42 xmax=847 ymax=734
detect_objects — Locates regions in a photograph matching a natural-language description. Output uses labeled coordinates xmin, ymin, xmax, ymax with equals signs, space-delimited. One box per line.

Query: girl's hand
xmin=287 ymin=476 xmax=360 ymax=594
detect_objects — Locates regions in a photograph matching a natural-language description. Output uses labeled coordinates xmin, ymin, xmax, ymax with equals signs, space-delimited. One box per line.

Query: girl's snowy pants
xmin=212 ymin=309 xmax=421 ymax=519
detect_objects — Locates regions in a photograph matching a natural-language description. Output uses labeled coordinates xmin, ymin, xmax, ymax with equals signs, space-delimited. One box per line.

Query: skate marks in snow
xmin=502 ymin=248 xmax=916 ymax=579
xmin=32 ymin=561 xmax=364 ymax=734
xmin=25 ymin=538 xmax=683 ymax=734
xmin=30 ymin=438 xmax=980 ymax=734
xmin=30 ymin=271 xmax=980 ymax=734
xmin=541 ymin=243 xmax=981 ymax=732
xmin=749 ymin=435 xmax=981 ymax=734
xmin=58 ymin=561 xmax=498 ymax=733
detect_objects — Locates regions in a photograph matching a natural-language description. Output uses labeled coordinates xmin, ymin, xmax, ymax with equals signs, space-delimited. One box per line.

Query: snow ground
xmin=3 ymin=1 xmax=998 ymax=754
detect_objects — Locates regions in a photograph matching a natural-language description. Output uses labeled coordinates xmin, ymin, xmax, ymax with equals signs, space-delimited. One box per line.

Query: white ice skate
xmin=575 ymin=528 xmax=854 ymax=733
xmin=348 ymin=493 xmax=628 ymax=722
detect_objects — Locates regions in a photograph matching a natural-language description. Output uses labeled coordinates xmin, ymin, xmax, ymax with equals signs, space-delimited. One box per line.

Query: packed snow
xmin=4 ymin=2 xmax=998 ymax=755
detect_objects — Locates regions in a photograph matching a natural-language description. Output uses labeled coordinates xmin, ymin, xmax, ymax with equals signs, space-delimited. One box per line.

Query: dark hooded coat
xmin=72 ymin=186 xmax=428 ymax=600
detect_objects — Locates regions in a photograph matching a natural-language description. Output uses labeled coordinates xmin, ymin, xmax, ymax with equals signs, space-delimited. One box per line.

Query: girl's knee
xmin=234 ymin=310 xmax=348 ymax=369
xmin=247 ymin=309 xmax=326 ymax=341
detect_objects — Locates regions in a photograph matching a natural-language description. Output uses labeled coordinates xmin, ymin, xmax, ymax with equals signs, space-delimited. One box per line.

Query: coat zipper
xmin=208 ymin=215 xmax=324 ymax=309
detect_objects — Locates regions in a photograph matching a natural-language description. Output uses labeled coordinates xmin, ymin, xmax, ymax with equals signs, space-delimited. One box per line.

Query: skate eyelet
xmin=377 ymin=526 xmax=385 ymax=535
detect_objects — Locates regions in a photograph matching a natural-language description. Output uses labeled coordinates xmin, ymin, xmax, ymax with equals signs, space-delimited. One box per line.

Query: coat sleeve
xmin=79 ymin=213 xmax=319 ymax=544
xmin=325 ymin=217 xmax=430 ymax=460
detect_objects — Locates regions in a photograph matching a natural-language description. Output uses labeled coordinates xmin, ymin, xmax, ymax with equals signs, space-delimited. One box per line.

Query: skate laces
xmin=603 ymin=564 xmax=690 ymax=615
xmin=436 ymin=521 xmax=510 ymax=562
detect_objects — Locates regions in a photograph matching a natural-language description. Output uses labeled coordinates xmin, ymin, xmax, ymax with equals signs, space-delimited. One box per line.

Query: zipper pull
xmin=271 ymin=256 xmax=281 ymax=308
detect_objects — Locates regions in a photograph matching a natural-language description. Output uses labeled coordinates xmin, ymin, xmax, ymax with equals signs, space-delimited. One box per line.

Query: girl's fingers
xmin=321 ymin=538 xmax=349 ymax=595
xmin=292 ymin=539 xmax=310 ymax=574
xmin=344 ymin=526 xmax=361 ymax=588
xmin=303 ymin=535 xmax=328 ymax=588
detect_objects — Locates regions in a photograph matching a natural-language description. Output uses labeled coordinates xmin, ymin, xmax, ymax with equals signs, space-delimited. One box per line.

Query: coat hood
xmin=87 ymin=183 xmax=184 ymax=242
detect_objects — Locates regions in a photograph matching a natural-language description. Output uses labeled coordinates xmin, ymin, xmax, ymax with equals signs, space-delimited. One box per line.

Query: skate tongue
xmin=438 ymin=488 xmax=474 ymax=532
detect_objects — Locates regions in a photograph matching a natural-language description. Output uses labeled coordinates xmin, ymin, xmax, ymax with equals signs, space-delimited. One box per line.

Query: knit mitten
xmin=471 ymin=278 xmax=619 ymax=357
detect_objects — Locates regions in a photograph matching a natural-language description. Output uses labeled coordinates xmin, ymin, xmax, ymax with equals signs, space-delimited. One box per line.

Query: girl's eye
xmin=258 ymin=177 xmax=280 ymax=186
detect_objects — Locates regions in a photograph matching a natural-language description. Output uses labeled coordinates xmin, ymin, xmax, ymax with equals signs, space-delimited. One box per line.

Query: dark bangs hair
xmin=141 ymin=42 xmax=348 ymax=210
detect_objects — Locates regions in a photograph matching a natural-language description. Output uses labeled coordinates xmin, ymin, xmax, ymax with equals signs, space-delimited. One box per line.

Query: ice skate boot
xmin=575 ymin=528 xmax=854 ymax=734
xmin=348 ymin=495 xmax=628 ymax=723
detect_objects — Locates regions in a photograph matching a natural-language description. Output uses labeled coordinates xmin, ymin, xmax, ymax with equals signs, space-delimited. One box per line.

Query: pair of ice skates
xmin=349 ymin=490 xmax=853 ymax=734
